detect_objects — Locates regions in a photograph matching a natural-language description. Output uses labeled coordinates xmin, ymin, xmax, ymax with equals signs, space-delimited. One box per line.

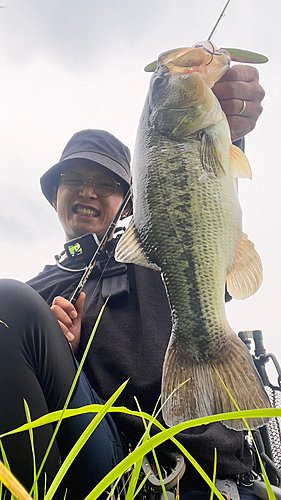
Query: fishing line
xmin=82 ymin=200 xmax=133 ymax=300
xmin=79 ymin=230 xmax=128 ymax=304
xmin=69 ymin=188 xmax=132 ymax=304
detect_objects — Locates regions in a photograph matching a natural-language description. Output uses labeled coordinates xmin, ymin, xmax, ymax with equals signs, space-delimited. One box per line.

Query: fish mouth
xmin=159 ymin=47 xmax=206 ymax=74
xmin=73 ymin=204 xmax=100 ymax=218
xmin=175 ymin=51 xmax=205 ymax=72
xmin=180 ymin=59 xmax=204 ymax=74
xmin=158 ymin=46 xmax=229 ymax=84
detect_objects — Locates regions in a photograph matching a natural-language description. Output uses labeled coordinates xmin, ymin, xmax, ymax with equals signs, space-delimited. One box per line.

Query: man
xmin=0 ymin=133 xmax=132 ymax=500
xmin=0 ymin=65 xmax=266 ymax=499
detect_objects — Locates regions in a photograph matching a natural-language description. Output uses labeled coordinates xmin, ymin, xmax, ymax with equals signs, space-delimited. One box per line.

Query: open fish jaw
xmin=157 ymin=46 xmax=231 ymax=87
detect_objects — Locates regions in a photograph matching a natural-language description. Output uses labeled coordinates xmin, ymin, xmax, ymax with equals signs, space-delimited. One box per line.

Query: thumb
xmin=75 ymin=292 xmax=86 ymax=317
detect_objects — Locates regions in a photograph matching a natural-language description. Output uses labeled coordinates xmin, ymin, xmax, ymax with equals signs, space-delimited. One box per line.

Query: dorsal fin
xmin=115 ymin=217 xmax=161 ymax=271
xmin=227 ymin=232 xmax=263 ymax=300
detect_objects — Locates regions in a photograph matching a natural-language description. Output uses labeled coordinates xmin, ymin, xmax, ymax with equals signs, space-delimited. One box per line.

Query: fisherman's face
xmin=53 ymin=163 xmax=127 ymax=242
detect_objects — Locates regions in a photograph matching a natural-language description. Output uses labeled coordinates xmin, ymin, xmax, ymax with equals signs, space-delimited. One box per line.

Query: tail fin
xmin=162 ymin=331 xmax=270 ymax=431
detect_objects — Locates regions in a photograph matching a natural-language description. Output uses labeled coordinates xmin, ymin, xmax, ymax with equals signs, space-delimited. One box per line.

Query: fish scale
xmin=116 ymin=45 xmax=270 ymax=430
xmin=145 ymin=135 xmax=234 ymax=354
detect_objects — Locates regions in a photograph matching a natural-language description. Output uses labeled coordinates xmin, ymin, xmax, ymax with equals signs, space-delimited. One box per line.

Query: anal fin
xmin=162 ymin=342 xmax=215 ymax=427
xmin=227 ymin=232 xmax=263 ymax=300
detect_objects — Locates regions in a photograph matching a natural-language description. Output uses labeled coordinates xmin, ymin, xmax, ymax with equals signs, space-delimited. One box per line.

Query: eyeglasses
xmin=60 ymin=172 xmax=121 ymax=197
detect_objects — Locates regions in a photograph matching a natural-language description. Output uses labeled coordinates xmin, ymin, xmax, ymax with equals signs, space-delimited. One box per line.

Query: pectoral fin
xmin=227 ymin=232 xmax=263 ymax=300
xmin=230 ymin=144 xmax=252 ymax=179
xmin=200 ymin=131 xmax=225 ymax=178
xmin=115 ymin=217 xmax=161 ymax=271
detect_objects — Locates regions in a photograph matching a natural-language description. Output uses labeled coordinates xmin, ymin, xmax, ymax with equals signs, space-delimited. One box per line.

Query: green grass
xmin=0 ymin=301 xmax=280 ymax=499
xmin=1 ymin=405 xmax=280 ymax=499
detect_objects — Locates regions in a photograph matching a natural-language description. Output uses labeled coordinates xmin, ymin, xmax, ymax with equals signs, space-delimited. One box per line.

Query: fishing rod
xmin=206 ymin=0 xmax=268 ymax=63
xmin=70 ymin=188 xmax=131 ymax=304
xmin=207 ymin=0 xmax=231 ymax=41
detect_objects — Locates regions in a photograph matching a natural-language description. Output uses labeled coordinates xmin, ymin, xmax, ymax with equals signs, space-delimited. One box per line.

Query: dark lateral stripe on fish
xmin=160 ymin=186 xmax=212 ymax=355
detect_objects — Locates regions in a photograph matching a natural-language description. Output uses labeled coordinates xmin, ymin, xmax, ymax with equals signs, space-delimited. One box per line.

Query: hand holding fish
xmin=51 ymin=293 xmax=85 ymax=353
xmin=213 ymin=65 xmax=265 ymax=141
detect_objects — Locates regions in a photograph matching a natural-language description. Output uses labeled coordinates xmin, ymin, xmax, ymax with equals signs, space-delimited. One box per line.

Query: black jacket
xmin=27 ymin=248 xmax=253 ymax=490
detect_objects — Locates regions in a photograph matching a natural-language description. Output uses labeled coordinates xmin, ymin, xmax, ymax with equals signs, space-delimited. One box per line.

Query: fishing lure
xmin=144 ymin=0 xmax=268 ymax=72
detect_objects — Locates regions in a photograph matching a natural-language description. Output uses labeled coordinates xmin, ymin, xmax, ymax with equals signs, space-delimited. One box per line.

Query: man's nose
xmin=78 ymin=181 xmax=98 ymax=198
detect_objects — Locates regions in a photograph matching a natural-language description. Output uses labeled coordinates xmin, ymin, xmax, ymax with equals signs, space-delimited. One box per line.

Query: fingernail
xmin=70 ymin=310 xmax=77 ymax=319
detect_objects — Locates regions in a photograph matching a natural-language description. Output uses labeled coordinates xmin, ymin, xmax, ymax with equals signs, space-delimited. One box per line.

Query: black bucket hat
xmin=40 ymin=129 xmax=131 ymax=204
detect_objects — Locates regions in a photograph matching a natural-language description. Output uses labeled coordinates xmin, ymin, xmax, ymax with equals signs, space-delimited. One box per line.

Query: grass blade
xmin=125 ymin=459 xmax=142 ymax=500
xmin=1 ymin=405 xmax=279 ymax=440
xmin=134 ymin=397 xmax=168 ymax=500
xmin=210 ymin=448 xmax=217 ymax=500
xmin=43 ymin=379 xmax=128 ymax=500
xmin=0 ymin=461 xmax=33 ymax=500
xmin=24 ymin=400 xmax=38 ymax=500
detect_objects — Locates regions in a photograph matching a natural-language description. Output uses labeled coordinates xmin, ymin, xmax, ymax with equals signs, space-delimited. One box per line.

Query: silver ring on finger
xmin=238 ymin=100 xmax=247 ymax=116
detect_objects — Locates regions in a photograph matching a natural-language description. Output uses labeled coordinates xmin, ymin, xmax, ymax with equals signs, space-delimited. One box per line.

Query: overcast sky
xmin=0 ymin=0 xmax=280 ymax=380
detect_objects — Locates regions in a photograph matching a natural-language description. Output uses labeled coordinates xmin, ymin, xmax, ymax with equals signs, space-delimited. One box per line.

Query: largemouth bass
xmin=115 ymin=43 xmax=270 ymax=430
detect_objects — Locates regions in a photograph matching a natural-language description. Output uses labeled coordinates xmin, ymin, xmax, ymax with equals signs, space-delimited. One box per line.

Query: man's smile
xmin=73 ymin=204 xmax=100 ymax=218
